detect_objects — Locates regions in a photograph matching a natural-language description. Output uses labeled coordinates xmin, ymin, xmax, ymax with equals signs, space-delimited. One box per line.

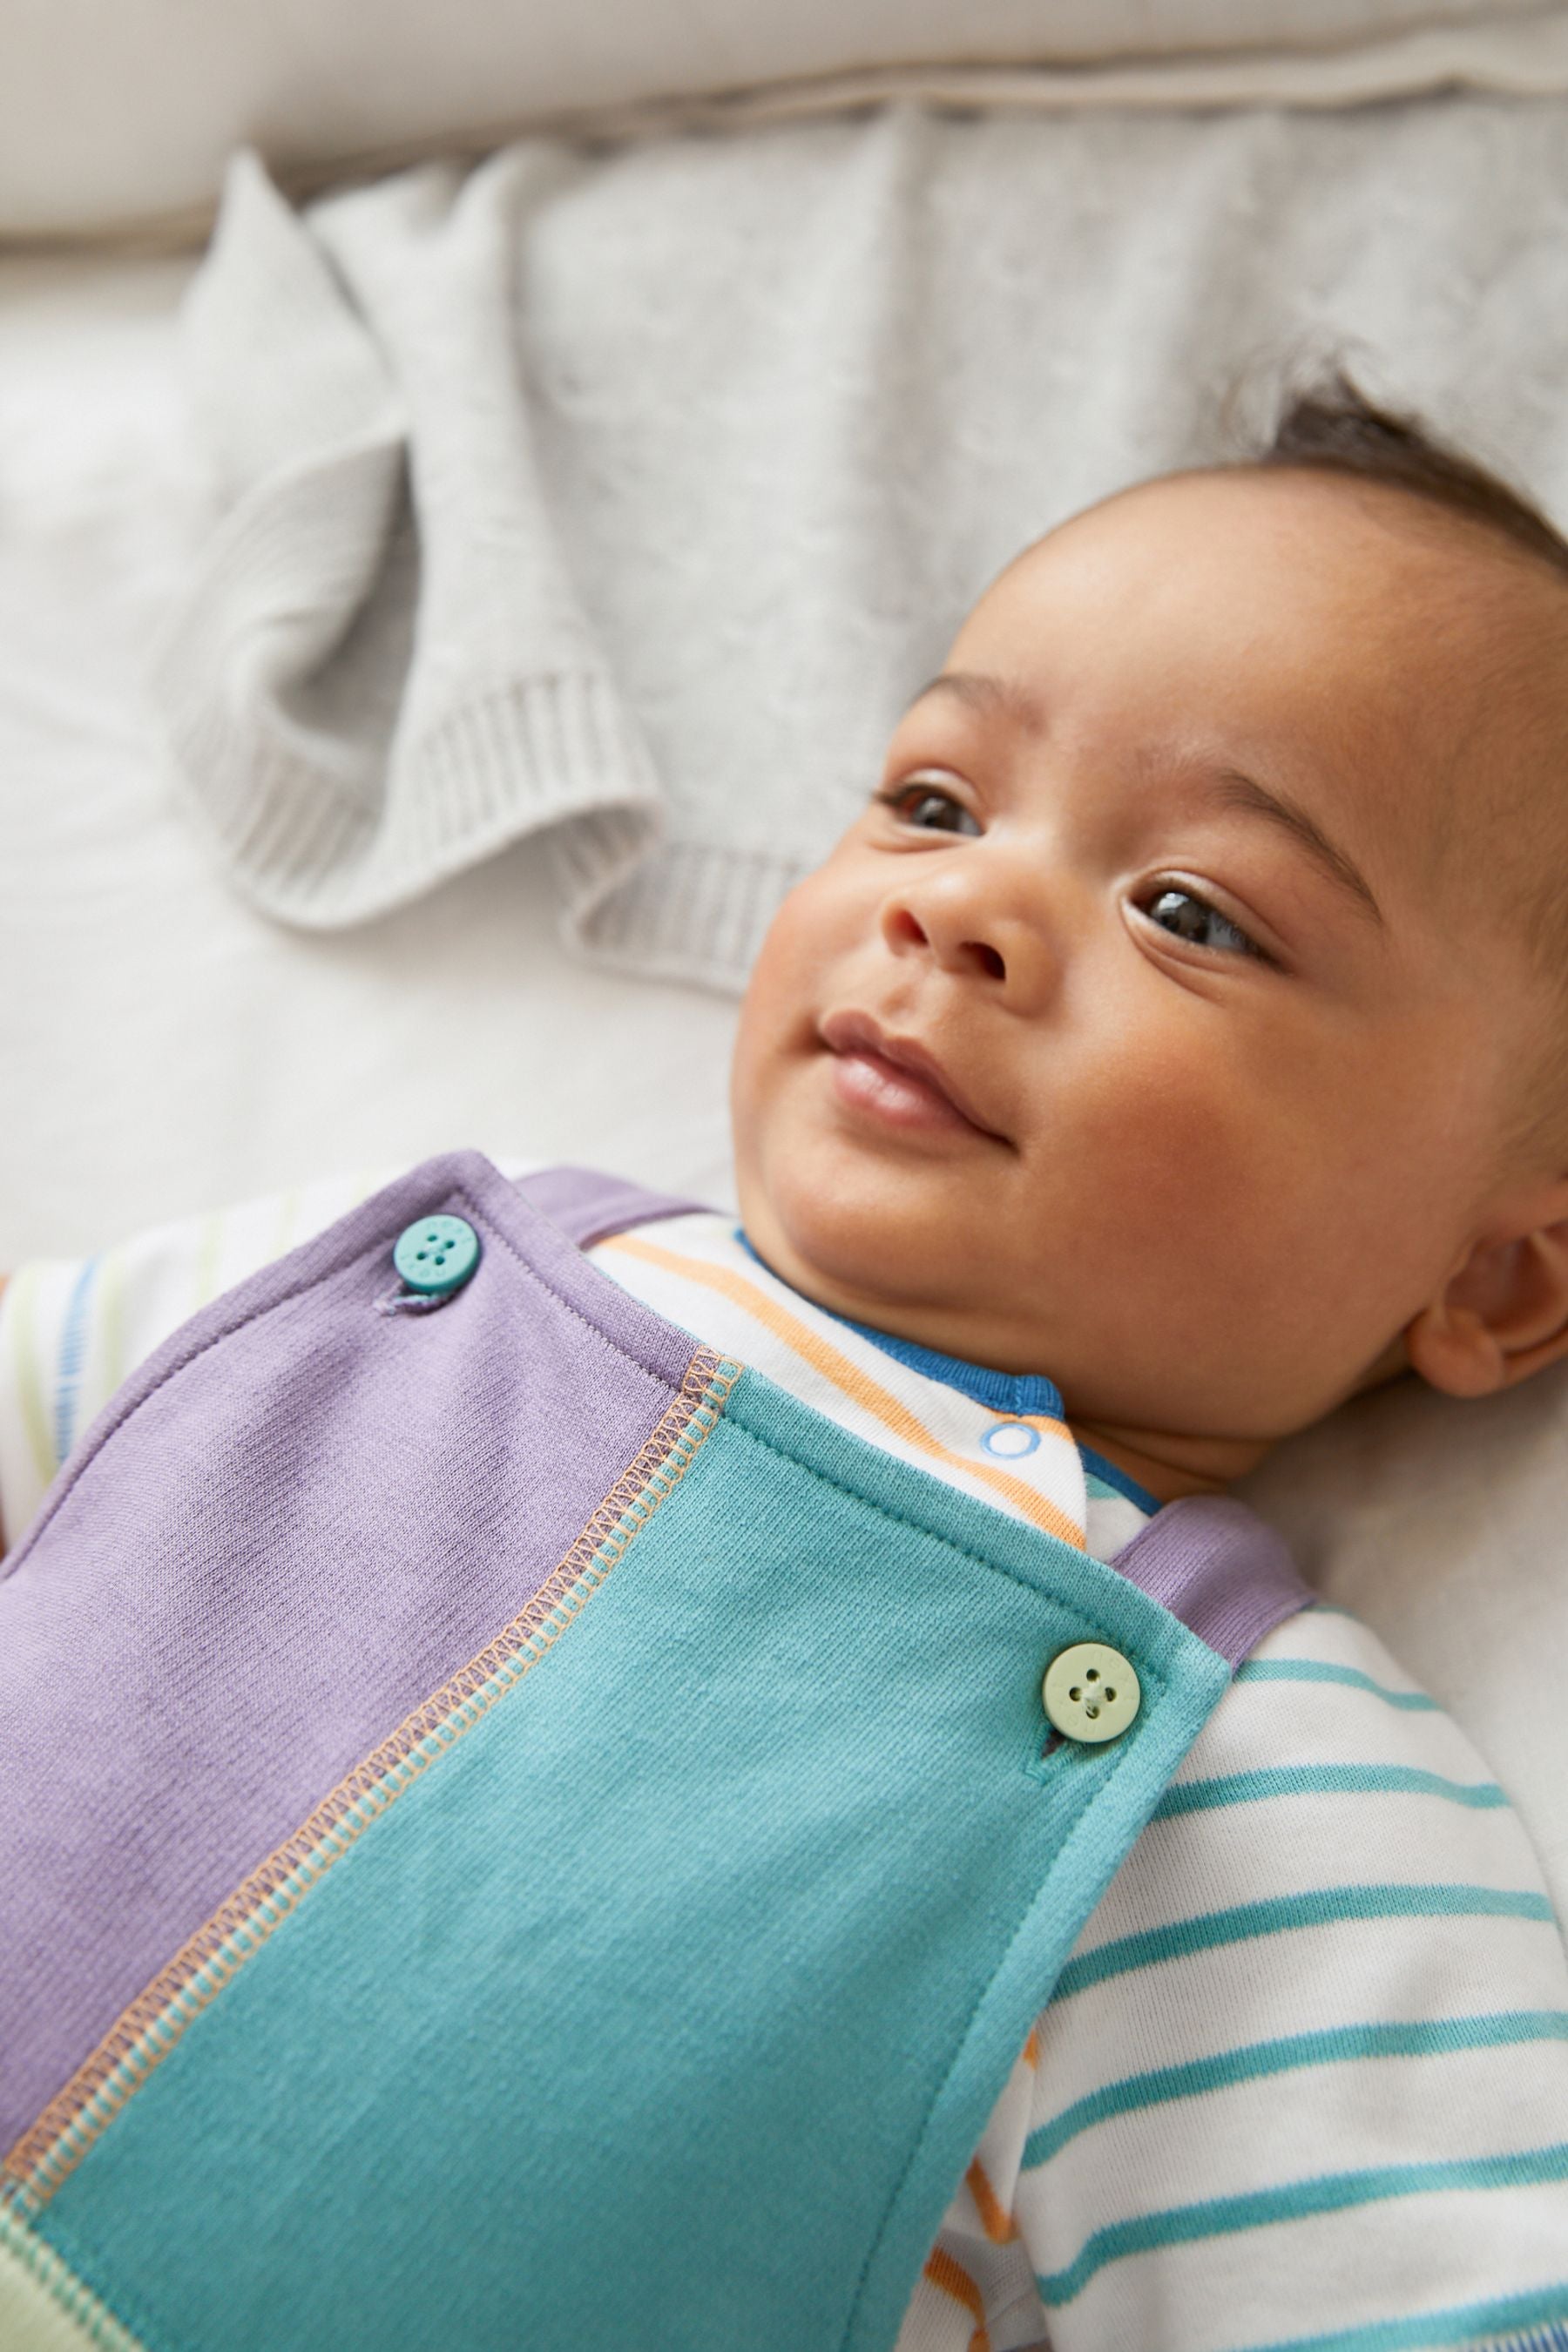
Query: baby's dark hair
xmin=1254 ymin=369 xmax=1568 ymax=582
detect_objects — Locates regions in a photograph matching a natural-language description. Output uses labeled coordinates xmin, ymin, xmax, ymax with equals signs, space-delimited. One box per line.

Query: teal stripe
xmin=1052 ymin=1884 xmax=1555 ymax=2001
xmin=1237 ymin=1659 xmax=1439 ymax=1709
xmin=1152 ymin=1766 xmax=1507 ymax=1819
xmin=1037 ymin=2144 xmax=1568 ymax=2306
xmin=1023 ymin=2011 xmax=1568 ymax=2167
xmin=1232 ymin=2284 xmax=1568 ymax=2351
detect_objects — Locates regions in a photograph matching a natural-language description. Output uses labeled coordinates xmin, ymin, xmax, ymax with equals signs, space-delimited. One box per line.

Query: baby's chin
xmin=740 ymin=1131 xmax=1402 ymax=1444
xmin=739 ymin=1139 xmax=1007 ymax=1334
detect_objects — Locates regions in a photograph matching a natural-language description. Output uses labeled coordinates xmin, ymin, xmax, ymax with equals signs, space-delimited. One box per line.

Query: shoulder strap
xmin=513 ymin=1163 xmax=718 ymax=1249
xmin=1110 ymin=1492 xmax=1312 ymax=1671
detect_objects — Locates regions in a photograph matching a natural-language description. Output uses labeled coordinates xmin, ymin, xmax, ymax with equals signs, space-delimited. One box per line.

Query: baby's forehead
xmin=986 ymin=465 xmax=1565 ymax=649
xmin=954 ymin=466 xmax=1568 ymax=863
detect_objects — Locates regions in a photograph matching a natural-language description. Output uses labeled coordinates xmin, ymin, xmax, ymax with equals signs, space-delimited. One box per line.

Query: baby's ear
xmin=1405 ymin=1182 xmax=1568 ymax=1398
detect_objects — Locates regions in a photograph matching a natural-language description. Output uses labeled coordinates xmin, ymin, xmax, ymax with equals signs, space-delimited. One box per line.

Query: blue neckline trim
xmin=735 ymin=1229 xmax=1065 ymax=1421
xmin=836 ymin=1317 xmax=1066 ymax=1419
xmin=1077 ymin=1443 xmax=1162 ymax=1518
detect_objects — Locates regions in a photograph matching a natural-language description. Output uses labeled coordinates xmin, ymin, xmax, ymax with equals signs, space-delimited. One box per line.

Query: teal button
xmin=393 ymin=1213 xmax=481 ymax=1296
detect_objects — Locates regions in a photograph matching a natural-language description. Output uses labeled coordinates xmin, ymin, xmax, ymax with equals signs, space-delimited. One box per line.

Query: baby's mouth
xmin=818 ymin=1011 xmax=1005 ymax=1141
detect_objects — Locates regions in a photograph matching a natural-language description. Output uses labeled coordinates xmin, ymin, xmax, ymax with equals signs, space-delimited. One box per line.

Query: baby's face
xmin=732 ymin=467 xmax=1566 ymax=1462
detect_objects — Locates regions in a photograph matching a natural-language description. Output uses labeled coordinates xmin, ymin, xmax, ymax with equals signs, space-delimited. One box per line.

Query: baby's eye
xmin=880 ymin=782 xmax=982 ymax=836
xmin=1142 ymin=886 xmax=1260 ymax=959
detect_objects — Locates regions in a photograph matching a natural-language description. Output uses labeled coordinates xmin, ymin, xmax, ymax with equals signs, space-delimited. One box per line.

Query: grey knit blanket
xmin=157 ymin=100 xmax=1568 ymax=990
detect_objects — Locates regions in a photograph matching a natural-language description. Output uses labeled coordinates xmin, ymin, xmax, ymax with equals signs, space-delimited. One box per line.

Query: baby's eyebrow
xmin=909 ymin=671 xmax=1046 ymax=733
xmin=1208 ymin=768 xmax=1385 ymax=929
xmin=910 ymin=672 xmax=1385 ymax=929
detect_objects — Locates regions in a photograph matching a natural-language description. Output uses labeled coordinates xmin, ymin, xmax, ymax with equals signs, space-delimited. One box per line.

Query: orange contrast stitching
xmin=599 ymin=1234 xmax=1085 ymax=1548
xmin=4 ymin=1348 xmax=734 ymax=2204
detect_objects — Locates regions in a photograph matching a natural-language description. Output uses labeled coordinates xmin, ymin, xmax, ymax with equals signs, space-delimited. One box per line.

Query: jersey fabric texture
xmin=0 ymin=1152 xmax=1285 ymax=2351
xmin=1 ymin=1158 xmax=1566 ymax=2352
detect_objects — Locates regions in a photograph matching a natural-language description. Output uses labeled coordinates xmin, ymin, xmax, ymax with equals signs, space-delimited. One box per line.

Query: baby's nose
xmin=885 ymin=903 xmax=1007 ymax=982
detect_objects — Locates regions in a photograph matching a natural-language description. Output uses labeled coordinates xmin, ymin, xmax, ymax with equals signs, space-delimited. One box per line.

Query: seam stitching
xmin=699 ymin=1407 xmax=1188 ymax=2351
xmin=3 ymin=1350 xmax=736 ymax=2205
xmin=710 ymin=1366 xmax=1199 ymax=2352
xmin=4 ymin=1166 xmax=684 ymax=1578
xmin=446 ymin=1179 xmax=707 ymax=1388
xmin=0 ymin=2201 xmax=150 ymax=2351
xmin=837 ymin=1681 xmax=1159 ymax=2352
xmin=720 ymin=1402 xmax=1168 ymax=1640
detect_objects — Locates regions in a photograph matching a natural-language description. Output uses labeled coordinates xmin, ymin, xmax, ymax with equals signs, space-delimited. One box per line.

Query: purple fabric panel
xmin=1109 ymin=1492 xmax=1312 ymax=1669
xmin=0 ymin=1151 xmax=701 ymax=2159
xmin=514 ymin=1165 xmax=716 ymax=1249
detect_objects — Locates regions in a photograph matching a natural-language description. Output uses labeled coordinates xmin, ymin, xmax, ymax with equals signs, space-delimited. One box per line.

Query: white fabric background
xmin=10 ymin=0 xmax=1568 ymax=235
xmin=157 ymin=103 xmax=1568 ymax=988
xmin=0 ymin=254 xmax=738 ymax=1264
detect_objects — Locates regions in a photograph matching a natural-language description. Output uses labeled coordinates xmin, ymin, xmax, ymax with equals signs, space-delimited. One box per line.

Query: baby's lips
xmin=818 ymin=1009 xmax=1006 ymax=1139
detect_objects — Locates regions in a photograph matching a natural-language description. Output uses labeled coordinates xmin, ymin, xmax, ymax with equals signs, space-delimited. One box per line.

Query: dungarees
xmin=0 ymin=1152 xmax=1309 ymax=2352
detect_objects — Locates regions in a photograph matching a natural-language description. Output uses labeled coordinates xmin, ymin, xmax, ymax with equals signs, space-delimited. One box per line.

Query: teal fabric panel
xmin=37 ymin=1366 xmax=1227 ymax=2352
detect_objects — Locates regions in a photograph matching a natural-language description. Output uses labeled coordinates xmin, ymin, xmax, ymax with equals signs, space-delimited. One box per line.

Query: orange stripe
xmin=923 ymin=2249 xmax=991 ymax=2352
xmin=599 ymin=1235 xmax=1085 ymax=1548
xmin=1023 ymin=2025 xmax=1041 ymax=2068
xmin=966 ymin=2157 xmax=1019 ymax=2243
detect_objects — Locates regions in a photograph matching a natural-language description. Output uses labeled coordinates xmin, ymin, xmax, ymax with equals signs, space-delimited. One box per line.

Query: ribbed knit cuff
xmin=152 ymin=456 xmax=665 ymax=929
xmin=554 ymin=830 xmax=812 ymax=996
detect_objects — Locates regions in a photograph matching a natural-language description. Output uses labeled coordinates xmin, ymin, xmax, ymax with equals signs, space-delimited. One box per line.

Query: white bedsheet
xmin=10 ymin=0 xmax=1568 ymax=237
xmin=0 ymin=253 xmax=738 ymax=1269
xmin=3 ymin=245 xmax=1566 ymax=1925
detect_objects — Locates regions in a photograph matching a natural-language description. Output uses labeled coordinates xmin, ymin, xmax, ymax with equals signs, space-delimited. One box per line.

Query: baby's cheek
xmin=731 ymin=874 xmax=848 ymax=1179
xmin=1071 ymin=1042 xmax=1244 ymax=1213
xmin=734 ymin=877 xmax=814 ymax=1049
xmin=1041 ymin=1045 xmax=1301 ymax=1309
xmin=744 ymin=866 xmax=845 ymax=1028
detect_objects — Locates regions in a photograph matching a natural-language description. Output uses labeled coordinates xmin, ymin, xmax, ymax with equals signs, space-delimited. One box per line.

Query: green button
xmin=393 ymin=1213 xmax=481 ymax=1296
xmin=1042 ymin=1642 xmax=1141 ymax=1745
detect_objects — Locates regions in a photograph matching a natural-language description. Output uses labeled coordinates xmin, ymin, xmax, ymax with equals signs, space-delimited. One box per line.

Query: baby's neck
xmin=733 ymin=1226 xmax=1269 ymax=1506
xmin=1066 ymin=1419 xmax=1267 ymax=1505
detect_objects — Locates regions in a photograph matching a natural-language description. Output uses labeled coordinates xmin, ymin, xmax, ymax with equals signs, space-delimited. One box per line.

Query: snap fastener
xmin=1042 ymin=1642 xmax=1140 ymax=1745
xmin=982 ymin=1421 xmax=1040 ymax=1459
xmin=392 ymin=1213 xmax=481 ymax=1296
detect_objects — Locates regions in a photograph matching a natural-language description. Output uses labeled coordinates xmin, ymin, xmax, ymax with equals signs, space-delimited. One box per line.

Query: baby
xmin=2 ymin=379 xmax=1567 ymax=2352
